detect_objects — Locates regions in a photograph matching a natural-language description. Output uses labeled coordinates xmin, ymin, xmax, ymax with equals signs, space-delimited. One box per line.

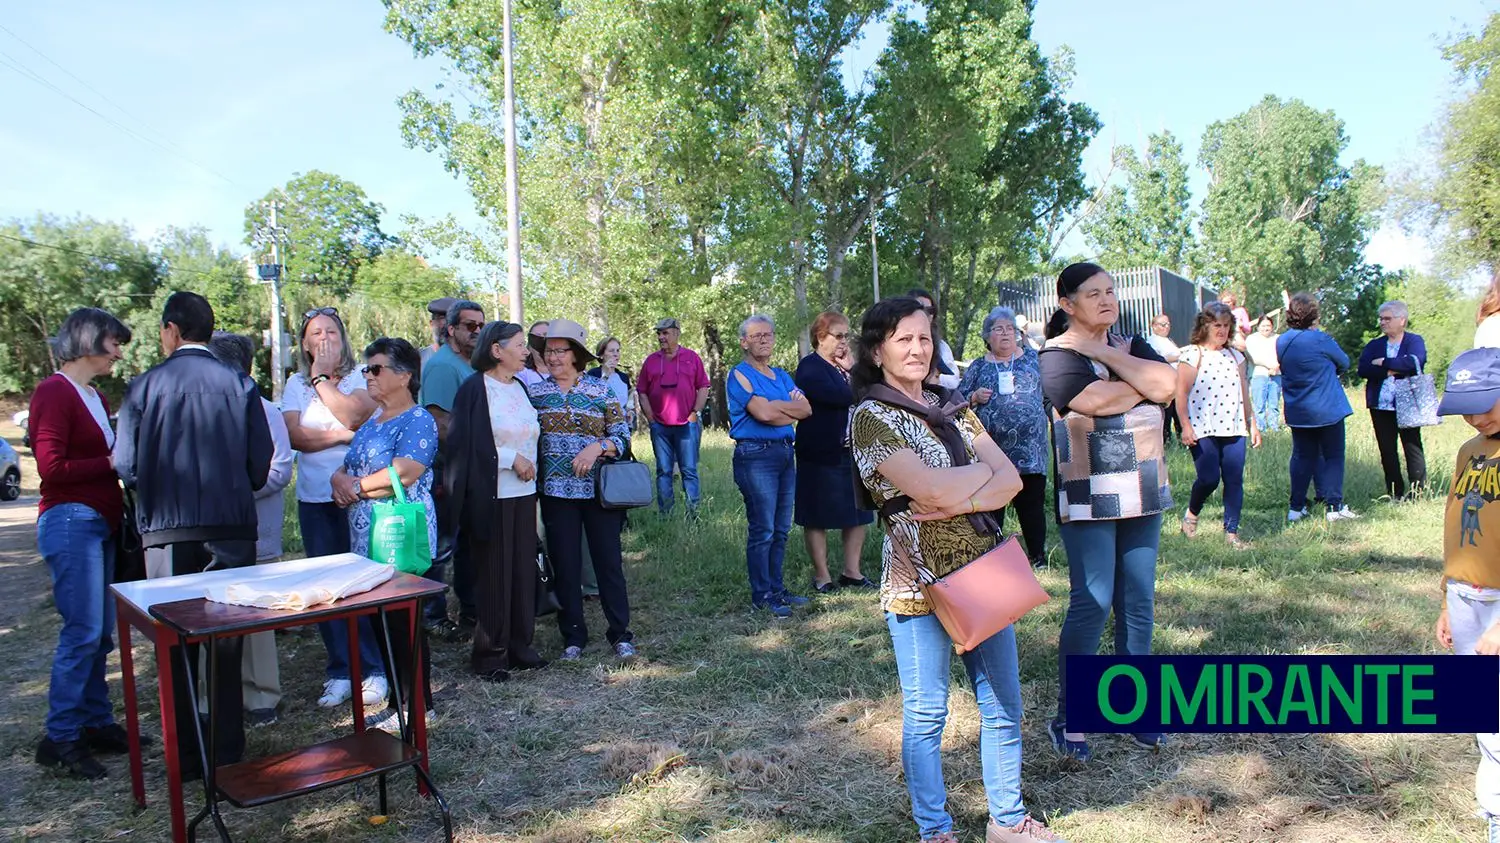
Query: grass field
xmin=0 ymin=397 xmax=1487 ymax=842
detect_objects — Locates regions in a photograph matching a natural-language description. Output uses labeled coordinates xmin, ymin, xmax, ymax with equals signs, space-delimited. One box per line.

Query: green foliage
xmin=0 ymin=215 xmax=159 ymax=393
xmin=1196 ymin=95 xmax=1385 ymax=318
xmin=243 ymin=170 xmax=394 ymax=299
xmin=1083 ymin=131 xmax=1194 ymax=273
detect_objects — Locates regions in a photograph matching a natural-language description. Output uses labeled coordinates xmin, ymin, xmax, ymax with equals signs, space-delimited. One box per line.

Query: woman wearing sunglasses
xmin=281 ymin=307 xmax=384 ymax=709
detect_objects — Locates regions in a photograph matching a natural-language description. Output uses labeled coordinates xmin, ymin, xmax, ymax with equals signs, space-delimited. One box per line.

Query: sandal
xmin=812 ymin=581 xmax=837 ymax=595
xmin=1225 ymin=533 xmax=1250 ymax=550
xmin=1180 ymin=510 xmax=1198 ymax=538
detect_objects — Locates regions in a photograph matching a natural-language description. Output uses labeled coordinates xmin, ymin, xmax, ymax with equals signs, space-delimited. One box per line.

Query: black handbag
xmin=113 ymin=488 xmax=147 ymax=583
xmin=596 ymin=457 xmax=653 ymax=510
xmin=535 ymin=542 xmax=560 ymax=617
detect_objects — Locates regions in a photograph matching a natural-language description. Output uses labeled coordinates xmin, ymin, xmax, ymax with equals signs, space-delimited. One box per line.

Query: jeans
xmin=300 ymin=501 xmax=384 ymax=680
xmin=1250 ymin=374 xmax=1282 ymax=432
xmin=1056 ymin=513 xmax=1162 ymax=721
xmin=650 ymin=421 xmax=702 ymax=513
xmin=541 ymin=496 xmax=633 ymax=648
xmin=38 ymin=503 xmax=117 ymax=743
xmin=1370 ymin=409 xmax=1427 ymax=498
xmin=1188 ymin=436 xmax=1247 ymax=534
xmin=886 ymin=612 xmax=1027 ymax=836
xmin=733 ymin=439 xmax=795 ymax=606
xmin=1289 ymin=422 xmax=1346 ymax=511
xmin=1446 ymin=581 xmax=1500 ymax=821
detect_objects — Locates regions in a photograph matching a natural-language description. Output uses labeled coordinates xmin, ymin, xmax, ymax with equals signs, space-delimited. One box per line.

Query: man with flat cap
xmin=420 ymin=297 xmax=459 ymax=369
xmin=637 ymin=317 xmax=709 ymax=516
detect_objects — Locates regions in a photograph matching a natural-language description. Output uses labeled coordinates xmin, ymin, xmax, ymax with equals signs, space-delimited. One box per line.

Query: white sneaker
xmin=1287 ymin=508 xmax=1309 ymax=523
xmin=318 ymin=678 xmax=352 ymax=708
xmin=1326 ymin=506 xmax=1361 ymax=522
xmin=361 ymin=675 xmax=389 ymax=706
xmin=560 ymin=645 xmax=583 ymax=661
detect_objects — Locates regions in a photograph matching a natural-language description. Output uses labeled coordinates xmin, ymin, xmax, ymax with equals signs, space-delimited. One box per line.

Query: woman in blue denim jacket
xmin=1276 ymin=293 xmax=1358 ymax=522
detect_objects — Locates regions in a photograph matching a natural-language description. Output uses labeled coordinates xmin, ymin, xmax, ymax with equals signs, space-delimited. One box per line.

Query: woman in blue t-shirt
xmin=727 ymin=315 xmax=811 ymax=617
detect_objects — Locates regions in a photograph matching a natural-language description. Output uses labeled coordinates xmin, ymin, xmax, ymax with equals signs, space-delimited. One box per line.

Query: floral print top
xmin=957 ymin=347 xmax=1048 ymax=475
xmin=343 ymin=406 xmax=438 ymax=559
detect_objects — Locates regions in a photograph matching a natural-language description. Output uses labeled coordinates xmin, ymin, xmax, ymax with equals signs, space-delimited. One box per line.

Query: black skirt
xmin=794 ymin=453 xmax=875 ymax=529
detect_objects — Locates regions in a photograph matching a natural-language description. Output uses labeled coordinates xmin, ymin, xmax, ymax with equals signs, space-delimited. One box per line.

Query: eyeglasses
xmin=362 ymin=363 xmax=399 ymax=377
xmin=829 ymin=331 xmax=850 ymax=341
xmin=456 ymin=320 xmax=485 ymax=333
xmin=303 ymin=307 xmax=338 ymax=321
xmin=990 ymin=325 xmax=1016 ymax=335
xmin=746 ymin=332 xmax=774 ymax=341
xmin=543 ymin=348 xmax=572 ymax=358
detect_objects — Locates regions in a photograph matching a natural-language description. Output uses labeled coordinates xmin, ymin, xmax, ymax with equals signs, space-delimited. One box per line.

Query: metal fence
xmin=997 ymin=266 xmax=1214 ymax=345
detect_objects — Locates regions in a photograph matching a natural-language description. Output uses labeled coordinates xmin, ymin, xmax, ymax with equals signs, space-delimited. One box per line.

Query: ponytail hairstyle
xmin=1045 ymin=261 xmax=1107 ymax=341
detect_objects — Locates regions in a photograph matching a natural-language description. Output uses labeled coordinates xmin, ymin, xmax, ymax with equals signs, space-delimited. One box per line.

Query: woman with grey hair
xmin=958 ymin=305 xmax=1050 ymax=566
xmin=729 ymin=314 xmax=811 ymax=617
xmin=30 ymin=307 xmax=133 ymax=779
xmin=1357 ymin=300 xmax=1428 ymax=499
xmin=280 ymin=307 xmax=385 ymax=709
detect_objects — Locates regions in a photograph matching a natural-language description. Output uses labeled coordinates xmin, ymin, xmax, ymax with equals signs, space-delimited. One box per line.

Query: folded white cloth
xmin=204 ymin=557 xmax=395 ymax=611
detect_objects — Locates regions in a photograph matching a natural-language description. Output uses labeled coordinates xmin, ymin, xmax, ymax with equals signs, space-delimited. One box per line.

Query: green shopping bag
xmin=368 ymin=466 xmax=432 ymax=575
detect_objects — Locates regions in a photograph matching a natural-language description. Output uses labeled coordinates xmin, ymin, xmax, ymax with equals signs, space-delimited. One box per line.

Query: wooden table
xmin=111 ymin=556 xmax=452 ymax=843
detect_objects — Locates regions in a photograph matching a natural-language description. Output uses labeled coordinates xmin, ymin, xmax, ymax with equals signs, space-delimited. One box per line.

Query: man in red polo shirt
xmin=637 ymin=318 xmax=710 ymax=515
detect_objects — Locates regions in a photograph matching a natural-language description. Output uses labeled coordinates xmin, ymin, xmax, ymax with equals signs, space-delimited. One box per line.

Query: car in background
xmin=0 ymin=437 xmax=21 ymax=501
xmin=12 ymin=410 xmax=28 ymax=448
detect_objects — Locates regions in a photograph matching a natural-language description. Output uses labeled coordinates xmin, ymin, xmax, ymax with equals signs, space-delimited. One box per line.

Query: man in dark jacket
xmin=114 ymin=291 xmax=273 ymax=778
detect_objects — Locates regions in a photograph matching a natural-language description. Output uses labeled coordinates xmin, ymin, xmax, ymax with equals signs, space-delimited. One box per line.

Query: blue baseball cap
xmin=1438 ymin=347 xmax=1500 ymax=416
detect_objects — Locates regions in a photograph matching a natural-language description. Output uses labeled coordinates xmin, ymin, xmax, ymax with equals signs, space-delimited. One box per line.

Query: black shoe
xmin=425 ymin=617 xmax=466 ymax=642
xmin=508 ymin=657 xmax=550 ymax=672
xmin=36 ymin=737 xmax=107 ymax=780
xmin=85 ymin=723 xmax=147 ymax=754
xmin=476 ymin=668 xmax=510 ymax=683
xmin=812 ymin=581 xmax=837 ymax=595
xmin=838 ymin=574 xmax=878 ymax=590
xmin=245 ymin=708 xmax=278 ymax=728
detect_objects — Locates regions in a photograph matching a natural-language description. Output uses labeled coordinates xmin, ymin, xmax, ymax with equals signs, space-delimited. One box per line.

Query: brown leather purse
xmin=892 ymin=531 xmax=1050 ymax=655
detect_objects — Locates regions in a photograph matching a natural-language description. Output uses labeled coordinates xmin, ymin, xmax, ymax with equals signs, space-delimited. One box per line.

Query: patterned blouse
xmin=343 ymin=406 xmax=439 ymax=560
xmin=529 ymin=374 xmax=631 ymax=499
xmin=851 ymin=394 xmax=998 ymax=616
xmin=957 ymin=347 xmax=1048 ymax=475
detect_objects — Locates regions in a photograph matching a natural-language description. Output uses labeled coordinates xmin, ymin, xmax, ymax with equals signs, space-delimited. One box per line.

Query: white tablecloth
xmin=111 ymin=553 xmax=392 ymax=615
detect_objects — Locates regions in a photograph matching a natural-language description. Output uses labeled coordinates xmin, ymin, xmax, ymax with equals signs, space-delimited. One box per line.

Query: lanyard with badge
xmin=992 ymin=354 xmax=1018 ymax=396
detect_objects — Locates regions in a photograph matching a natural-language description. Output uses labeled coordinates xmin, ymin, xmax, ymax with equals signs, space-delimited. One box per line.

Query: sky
xmin=1 ymin=1 xmax=1495 ymax=282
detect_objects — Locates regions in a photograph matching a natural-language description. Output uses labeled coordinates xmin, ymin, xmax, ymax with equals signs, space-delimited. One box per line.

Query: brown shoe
xmin=988 ymin=815 xmax=1066 ymax=843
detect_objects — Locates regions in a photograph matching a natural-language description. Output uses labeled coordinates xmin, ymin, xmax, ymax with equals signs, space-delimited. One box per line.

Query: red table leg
xmin=116 ymin=601 xmax=145 ymax=809
xmin=408 ymin=600 xmax=430 ymax=797
xmin=154 ymin=629 xmax=188 ymax=843
xmin=349 ymin=615 xmax=365 ymax=731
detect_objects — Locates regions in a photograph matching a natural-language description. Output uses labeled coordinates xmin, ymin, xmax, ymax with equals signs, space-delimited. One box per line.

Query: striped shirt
xmin=529 ymin=374 xmax=630 ymax=499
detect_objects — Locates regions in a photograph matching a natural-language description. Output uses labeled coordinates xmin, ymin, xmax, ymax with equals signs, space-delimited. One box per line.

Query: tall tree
xmin=1196 ymin=95 xmax=1384 ymax=317
xmin=1403 ymin=14 xmax=1500 ymax=269
xmin=1082 ymin=131 xmax=1194 ymax=272
xmin=243 ymin=170 xmax=393 ymax=299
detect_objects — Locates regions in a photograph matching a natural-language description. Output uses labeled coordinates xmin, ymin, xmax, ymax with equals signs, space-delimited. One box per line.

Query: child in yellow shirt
xmin=1433 ymin=347 xmax=1500 ymax=839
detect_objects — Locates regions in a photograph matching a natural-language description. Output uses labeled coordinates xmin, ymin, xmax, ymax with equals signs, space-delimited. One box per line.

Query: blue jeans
xmin=38 ymin=503 xmax=116 ymax=743
xmin=1056 ymin=513 xmax=1162 ymax=721
xmin=300 ymin=501 xmax=384 ymax=680
xmin=1289 ymin=422 xmax=1346 ymax=511
xmin=650 ymin=421 xmax=701 ymax=513
xmin=732 ymin=440 xmax=795 ymax=606
xmin=886 ymin=612 xmax=1026 ymax=836
xmin=1188 ymin=435 xmax=1247 ymax=534
xmin=1250 ymin=374 xmax=1282 ymax=431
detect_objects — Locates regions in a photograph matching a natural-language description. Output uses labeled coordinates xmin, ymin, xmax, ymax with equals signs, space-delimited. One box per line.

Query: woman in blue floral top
xmin=329 ymin=337 xmax=438 ymax=726
xmin=958 ymin=306 xmax=1050 ymax=567
xmin=528 ymin=319 xmax=636 ymax=661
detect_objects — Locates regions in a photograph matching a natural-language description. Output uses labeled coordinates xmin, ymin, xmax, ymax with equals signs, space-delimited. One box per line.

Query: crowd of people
xmin=27 ymin=268 xmax=1500 ymax=842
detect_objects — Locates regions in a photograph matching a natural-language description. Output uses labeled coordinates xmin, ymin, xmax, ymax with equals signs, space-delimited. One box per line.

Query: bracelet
xmin=968 ymin=497 xmax=978 ymax=514
xmin=310 ymin=373 xmax=331 ymax=388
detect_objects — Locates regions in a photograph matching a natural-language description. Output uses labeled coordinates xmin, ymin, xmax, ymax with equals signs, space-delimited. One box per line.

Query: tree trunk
xmin=702 ymin=320 xmax=728 ymax=429
xmin=951 ymin=248 xmax=980 ymax=360
xmin=790 ymin=231 xmax=811 ymax=357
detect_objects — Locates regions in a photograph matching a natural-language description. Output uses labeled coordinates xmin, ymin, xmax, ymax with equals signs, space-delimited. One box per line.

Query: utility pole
xmin=255 ymin=200 xmax=288 ymax=401
xmin=502 ymin=0 xmax=524 ymax=324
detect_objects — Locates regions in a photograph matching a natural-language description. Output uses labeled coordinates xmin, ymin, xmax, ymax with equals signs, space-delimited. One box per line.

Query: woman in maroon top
xmin=31 ymin=307 xmax=133 ymax=780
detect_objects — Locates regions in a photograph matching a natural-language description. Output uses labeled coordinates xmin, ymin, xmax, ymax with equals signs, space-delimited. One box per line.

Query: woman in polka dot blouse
xmin=1175 ymin=302 xmax=1261 ymax=548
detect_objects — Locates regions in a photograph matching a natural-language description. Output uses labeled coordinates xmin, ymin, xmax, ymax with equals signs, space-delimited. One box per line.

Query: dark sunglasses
xmin=303 ymin=307 xmax=339 ymax=321
xmin=456 ymin=320 xmax=485 ymax=333
xmin=362 ymin=363 xmax=399 ymax=377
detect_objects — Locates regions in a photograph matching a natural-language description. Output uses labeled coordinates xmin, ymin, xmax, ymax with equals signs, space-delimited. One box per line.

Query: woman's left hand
xmin=311 ymin=338 xmax=339 ymax=378
xmin=572 ymin=442 xmax=604 ymax=477
xmin=331 ymin=471 xmax=360 ymax=506
xmin=1250 ymin=426 xmax=1262 ymax=448
xmin=909 ymin=499 xmax=972 ymax=522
